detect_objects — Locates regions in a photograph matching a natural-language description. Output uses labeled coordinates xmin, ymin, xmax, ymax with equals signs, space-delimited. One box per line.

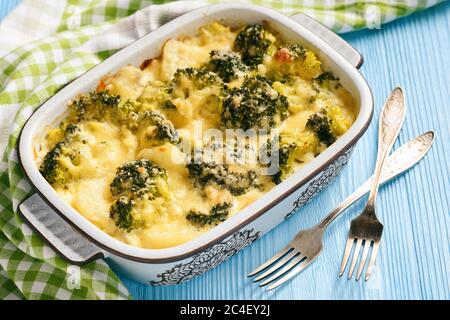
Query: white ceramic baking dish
xmin=18 ymin=3 xmax=373 ymax=285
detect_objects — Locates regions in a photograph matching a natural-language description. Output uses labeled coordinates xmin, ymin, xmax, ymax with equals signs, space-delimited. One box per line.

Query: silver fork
xmin=249 ymin=90 xmax=427 ymax=290
xmin=339 ymin=87 xmax=406 ymax=281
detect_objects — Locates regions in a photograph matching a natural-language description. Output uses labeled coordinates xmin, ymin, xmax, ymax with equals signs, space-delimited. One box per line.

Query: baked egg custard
xmin=36 ymin=22 xmax=356 ymax=249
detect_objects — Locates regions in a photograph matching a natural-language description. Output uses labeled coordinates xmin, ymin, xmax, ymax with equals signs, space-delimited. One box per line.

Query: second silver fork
xmin=339 ymin=87 xmax=406 ymax=281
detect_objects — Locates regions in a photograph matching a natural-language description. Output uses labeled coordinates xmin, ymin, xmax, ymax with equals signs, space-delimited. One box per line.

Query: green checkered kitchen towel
xmin=0 ymin=0 xmax=441 ymax=300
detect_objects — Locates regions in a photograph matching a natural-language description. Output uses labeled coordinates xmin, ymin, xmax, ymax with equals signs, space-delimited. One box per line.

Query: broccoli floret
xmin=186 ymin=202 xmax=232 ymax=227
xmin=110 ymin=159 xmax=168 ymax=200
xmin=272 ymin=45 xmax=322 ymax=80
xmin=274 ymin=44 xmax=307 ymax=64
xmin=142 ymin=111 xmax=180 ymax=145
xmin=115 ymin=100 xmax=137 ymax=122
xmin=166 ymin=68 xmax=223 ymax=105
xmin=61 ymin=122 xmax=79 ymax=135
xmin=39 ymin=142 xmax=72 ymax=186
xmin=261 ymin=135 xmax=298 ymax=185
xmin=69 ymin=90 xmax=135 ymax=124
xmin=207 ymin=50 xmax=248 ymax=82
xmin=285 ymin=44 xmax=307 ymax=60
xmin=234 ymin=24 xmax=274 ymax=67
xmin=109 ymin=159 xmax=167 ymax=232
xmin=171 ymin=67 xmax=222 ymax=90
xmin=326 ymin=105 xmax=352 ymax=135
xmin=314 ymin=72 xmax=340 ymax=89
xmin=39 ymin=124 xmax=81 ymax=187
xmin=186 ymin=161 xmax=259 ymax=196
xmin=109 ymin=197 xmax=136 ymax=232
xmin=272 ymin=141 xmax=298 ymax=185
xmin=262 ymin=130 xmax=319 ymax=184
xmin=139 ymin=81 xmax=175 ymax=110
xmin=89 ymin=90 xmax=120 ymax=108
xmin=221 ymin=76 xmax=289 ymax=130
xmin=71 ymin=96 xmax=89 ymax=119
xmin=306 ymin=112 xmax=336 ymax=146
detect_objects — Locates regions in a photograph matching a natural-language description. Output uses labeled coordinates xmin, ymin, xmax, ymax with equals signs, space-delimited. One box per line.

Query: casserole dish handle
xmin=19 ymin=193 xmax=104 ymax=265
xmin=290 ymin=13 xmax=363 ymax=69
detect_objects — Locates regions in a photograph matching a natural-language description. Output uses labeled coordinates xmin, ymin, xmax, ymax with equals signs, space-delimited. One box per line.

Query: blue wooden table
xmin=1 ymin=1 xmax=449 ymax=300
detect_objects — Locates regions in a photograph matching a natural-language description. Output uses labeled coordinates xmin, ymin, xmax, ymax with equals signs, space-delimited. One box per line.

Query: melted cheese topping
xmin=36 ymin=22 xmax=357 ymax=249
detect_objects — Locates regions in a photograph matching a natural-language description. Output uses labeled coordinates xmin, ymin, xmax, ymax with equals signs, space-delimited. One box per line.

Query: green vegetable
xmin=69 ymin=90 xmax=134 ymax=124
xmin=110 ymin=159 xmax=167 ymax=200
xmin=261 ymin=135 xmax=298 ymax=185
xmin=143 ymin=110 xmax=180 ymax=145
xmin=207 ymin=50 xmax=248 ymax=82
xmin=273 ymin=141 xmax=298 ymax=185
xmin=109 ymin=197 xmax=136 ymax=232
xmin=138 ymin=80 xmax=175 ymax=110
xmin=89 ymin=90 xmax=120 ymax=108
xmin=306 ymin=112 xmax=336 ymax=146
xmin=186 ymin=202 xmax=232 ymax=227
xmin=234 ymin=24 xmax=274 ymax=67
xmin=284 ymin=44 xmax=306 ymax=60
xmin=186 ymin=160 xmax=259 ymax=196
xmin=171 ymin=67 xmax=222 ymax=91
xmin=39 ymin=124 xmax=81 ymax=187
xmin=221 ymin=75 xmax=289 ymax=130
xmin=71 ymin=96 xmax=89 ymax=119
xmin=39 ymin=142 xmax=72 ymax=186
xmin=314 ymin=72 xmax=340 ymax=89
xmin=109 ymin=159 xmax=168 ymax=232
xmin=60 ymin=122 xmax=79 ymax=135
xmin=262 ymin=129 xmax=320 ymax=184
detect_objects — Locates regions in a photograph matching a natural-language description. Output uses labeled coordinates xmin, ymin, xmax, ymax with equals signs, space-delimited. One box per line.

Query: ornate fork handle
xmin=377 ymin=130 xmax=432 ymax=180
xmin=366 ymin=87 xmax=406 ymax=210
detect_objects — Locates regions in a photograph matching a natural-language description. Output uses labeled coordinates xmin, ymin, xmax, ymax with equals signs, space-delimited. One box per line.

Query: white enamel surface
xmin=19 ymin=3 xmax=373 ymax=263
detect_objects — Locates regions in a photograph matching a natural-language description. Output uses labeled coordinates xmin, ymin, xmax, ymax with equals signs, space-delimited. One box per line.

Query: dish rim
xmin=18 ymin=2 xmax=373 ymax=263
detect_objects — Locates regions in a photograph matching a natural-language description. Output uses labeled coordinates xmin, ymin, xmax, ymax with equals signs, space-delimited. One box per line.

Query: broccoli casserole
xmin=35 ymin=22 xmax=356 ymax=249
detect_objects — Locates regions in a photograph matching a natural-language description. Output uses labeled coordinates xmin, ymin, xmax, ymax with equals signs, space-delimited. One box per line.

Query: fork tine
xmin=266 ymin=258 xmax=313 ymax=291
xmin=248 ymin=246 xmax=291 ymax=277
xmin=356 ymin=240 xmax=371 ymax=281
xmin=253 ymin=250 xmax=299 ymax=282
xmin=365 ymin=240 xmax=380 ymax=281
xmin=348 ymin=238 xmax=363 ymax=279
xmin=339 ymin=237 xmax=355 ymax=276
xmin=259 ymin=255 xmax=305 ymax=287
